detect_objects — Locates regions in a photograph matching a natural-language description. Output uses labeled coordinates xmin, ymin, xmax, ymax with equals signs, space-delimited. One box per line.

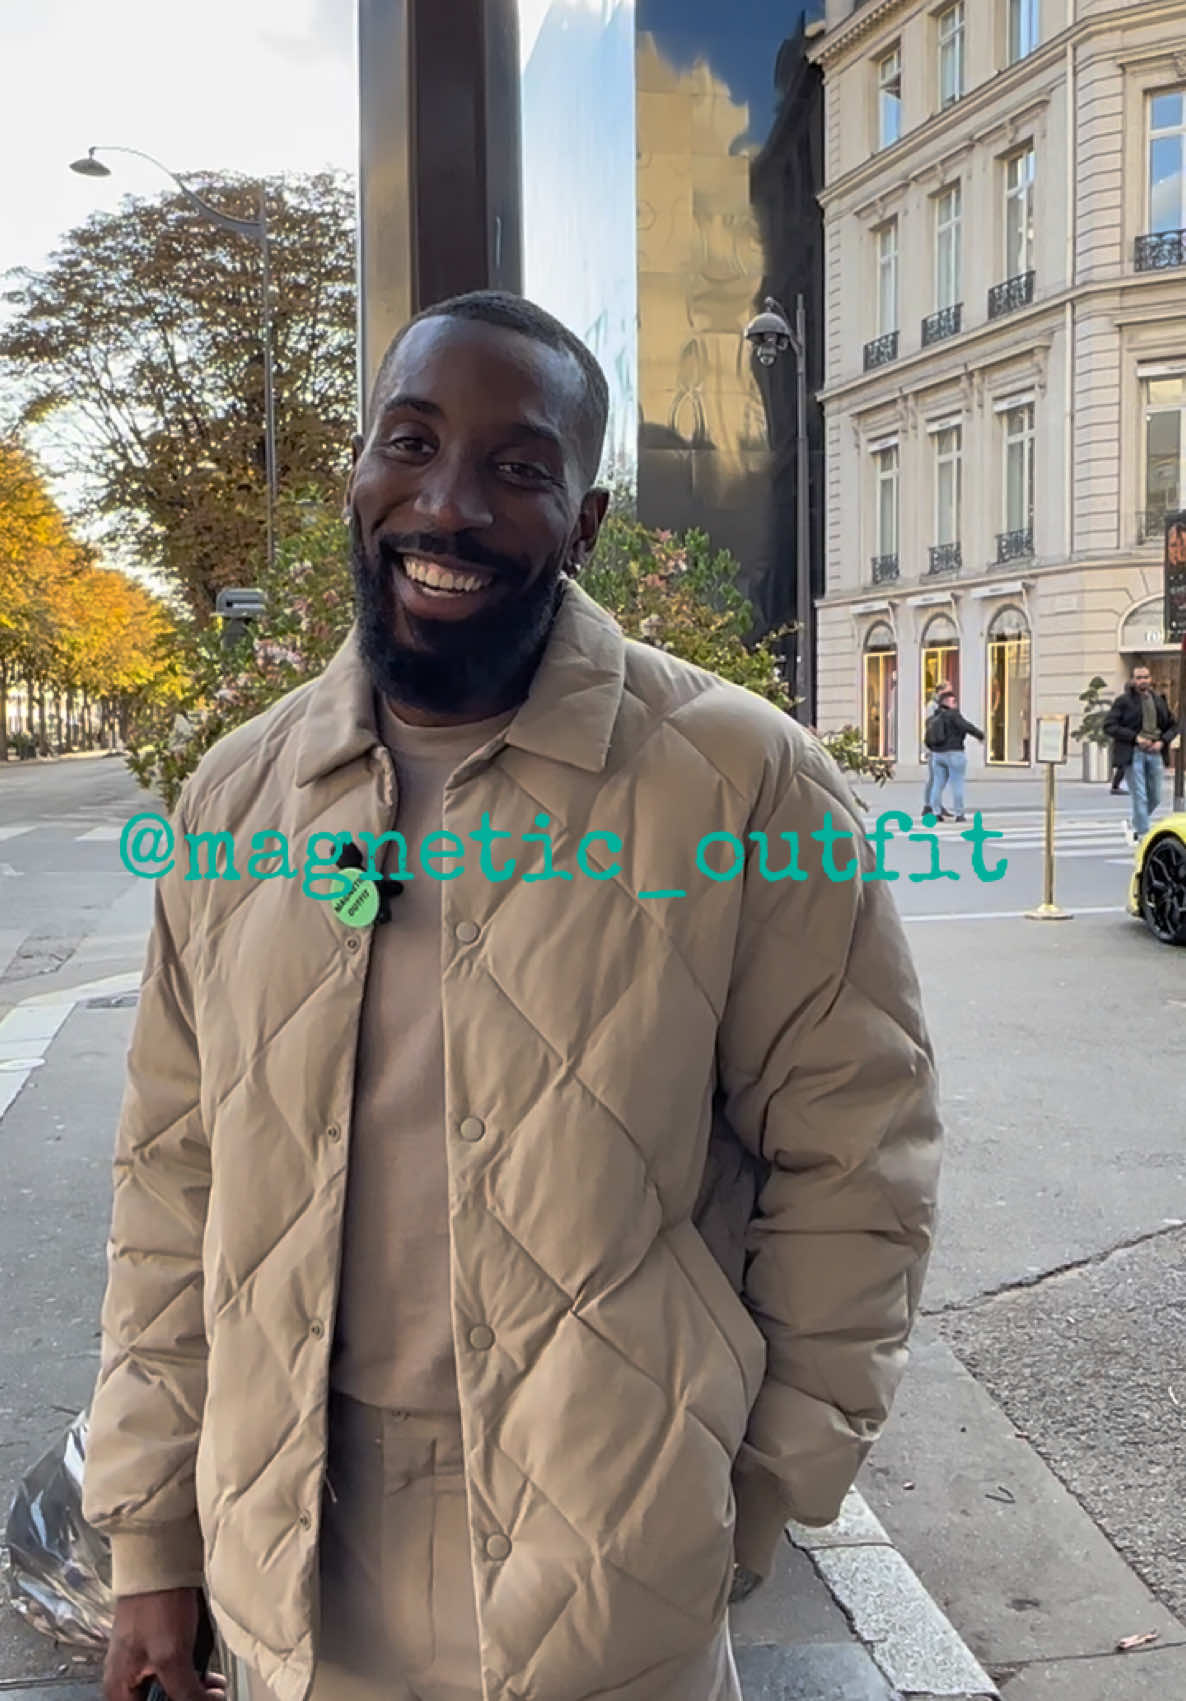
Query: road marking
xmin=76 ymin=825 xmax=123 ymax=842
xmin=0 ymin=999 xmax=75 ymax=1119
xmin=901 ymin=905 xmax=1128 ymax=923
xmin=0 ymin=863 xmax=23 ymax=878
xmin=0 ymin=825 xmax=36 ymax=841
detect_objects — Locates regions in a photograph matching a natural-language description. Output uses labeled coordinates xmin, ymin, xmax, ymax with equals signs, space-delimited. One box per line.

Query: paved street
xmin=1 ymin=756 xmax=1183 ymax=1699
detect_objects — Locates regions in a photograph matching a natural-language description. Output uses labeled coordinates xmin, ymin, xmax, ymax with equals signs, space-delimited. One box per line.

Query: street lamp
xmin=69 ymin=144 xmax=278 ymax=573
xmin=745 ymin=294 xmax=813 ymax=726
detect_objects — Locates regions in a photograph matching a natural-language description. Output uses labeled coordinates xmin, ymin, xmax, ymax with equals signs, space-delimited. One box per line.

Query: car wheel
xmin=1139 ymin=836 xmax=1186 ymax=945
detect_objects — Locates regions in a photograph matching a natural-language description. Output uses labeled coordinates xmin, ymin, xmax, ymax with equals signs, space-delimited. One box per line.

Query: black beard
xmin=349 ymin=516 xmax=567 ymax=715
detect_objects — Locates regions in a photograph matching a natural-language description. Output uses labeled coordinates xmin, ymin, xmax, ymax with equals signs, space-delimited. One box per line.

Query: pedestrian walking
xmin=922 ymin=680 xmax=950 ymax=817
xmin=1104 ymin=664 xmax=1180 ymax=845
xmin=82 ymin=292 xmax=942 ymax=1701
xmin=924 ymin=688 xmax=985 ymax=822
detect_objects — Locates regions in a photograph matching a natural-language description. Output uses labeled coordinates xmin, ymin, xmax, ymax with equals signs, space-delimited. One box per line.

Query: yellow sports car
xmin=1128 ymin=812 xmax=1186 ymax=945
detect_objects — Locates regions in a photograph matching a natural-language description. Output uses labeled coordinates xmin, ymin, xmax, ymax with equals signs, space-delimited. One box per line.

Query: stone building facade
xmin=811 ymin=0 xmax=1186 ymax=779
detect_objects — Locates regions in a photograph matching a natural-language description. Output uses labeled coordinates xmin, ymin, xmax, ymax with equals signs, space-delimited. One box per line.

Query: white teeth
xmin=402 ymin=556 xmax=492 ymax=594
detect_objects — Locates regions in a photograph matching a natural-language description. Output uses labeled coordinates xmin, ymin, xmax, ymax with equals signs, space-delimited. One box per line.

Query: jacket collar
xmin=294 ymin=577 xmax=626 ymax=788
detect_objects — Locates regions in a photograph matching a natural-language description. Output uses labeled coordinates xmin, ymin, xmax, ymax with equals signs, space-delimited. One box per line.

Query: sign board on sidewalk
xmin=1166 ymin=513 xmax=1186 ymax=643
xmin=1035 ymin=714 xmax=1068 ymax=765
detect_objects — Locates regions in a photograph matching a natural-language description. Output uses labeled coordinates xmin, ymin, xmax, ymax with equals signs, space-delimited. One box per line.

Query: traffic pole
xmin=1175 ymin=633 xmax=1186 ymax=814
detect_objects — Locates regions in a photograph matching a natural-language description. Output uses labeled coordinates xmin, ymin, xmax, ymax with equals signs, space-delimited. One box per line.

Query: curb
xmin=788 ymin=1491 xmax=998 ymax=1699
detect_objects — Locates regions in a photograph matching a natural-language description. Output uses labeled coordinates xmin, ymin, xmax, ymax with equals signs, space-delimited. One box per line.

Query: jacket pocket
xmin=666 ymin=1219 xmax=767 ymax=1414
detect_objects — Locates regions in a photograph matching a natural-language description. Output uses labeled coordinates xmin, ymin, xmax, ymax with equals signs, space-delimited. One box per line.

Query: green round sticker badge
xmin=332 ymin=869 xmax=380 ymax=929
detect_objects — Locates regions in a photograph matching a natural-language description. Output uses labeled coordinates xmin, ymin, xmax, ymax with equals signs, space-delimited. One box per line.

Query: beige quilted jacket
xmin=83 ymin=579 xmax=941 ymax=1701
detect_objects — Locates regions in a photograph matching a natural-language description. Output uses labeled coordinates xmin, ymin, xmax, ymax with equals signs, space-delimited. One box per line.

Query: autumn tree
xmin=0 ymin=171 xmax=355 ymax=618
xmin=0 ymin=435 xmax=182 ymax=760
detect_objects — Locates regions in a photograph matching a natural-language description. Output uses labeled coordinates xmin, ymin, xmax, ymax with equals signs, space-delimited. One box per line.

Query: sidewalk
xmin=0 ymin=962 xmax=995 ymax=1701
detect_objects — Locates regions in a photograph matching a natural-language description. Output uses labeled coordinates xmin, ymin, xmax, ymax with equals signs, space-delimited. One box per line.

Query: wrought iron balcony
xmin=927 ymin=542 xmax=962 ymax=576
xmin=921 ymin=304 xmax=962 ymax=346
xmin=1135 ymin=230 xmax=1186 ymax=272
xmin=871 ymin=553 xmax=900 ymax=583
xmin=996 ymin=526 xmax=1034 ymax=563
xmin=863 ymin=331 xmax=900 ymax=371
xmin=987 ymin=270 xmax=1035 ymax=319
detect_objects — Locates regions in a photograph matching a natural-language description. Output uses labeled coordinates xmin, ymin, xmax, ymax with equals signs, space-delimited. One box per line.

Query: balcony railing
xmin=863 ymin=331 xmax=900 ymax=371
xmin=996 ymin=526 xmax=1034 ymax=563
xmin=987 ymin=270 xmax=1035 ymax=319
xmin=927 ymin=542 xmax=962 ymax=576
xmin=921 ymin=304 xmax=963 ymax=346
xmin=871 ymin=553 xmax=900 ymax=583
xmin=1135 ymin=230 xmax=1186 ymax=272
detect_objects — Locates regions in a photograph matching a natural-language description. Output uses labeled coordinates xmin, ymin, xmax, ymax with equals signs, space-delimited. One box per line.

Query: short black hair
xmin=368 ymin=290 xmax=610 ymax=484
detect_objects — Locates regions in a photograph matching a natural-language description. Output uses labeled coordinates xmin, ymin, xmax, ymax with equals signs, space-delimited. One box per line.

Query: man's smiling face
xmin=348 ymin=313 xmax=608 ymax=720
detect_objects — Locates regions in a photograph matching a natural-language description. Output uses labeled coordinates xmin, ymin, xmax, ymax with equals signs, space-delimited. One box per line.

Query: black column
xmin=357 ymin=0 xmax=522 ymax=417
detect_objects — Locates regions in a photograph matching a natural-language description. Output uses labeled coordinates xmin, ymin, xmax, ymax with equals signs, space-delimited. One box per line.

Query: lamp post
xmin=70 ymin=145 xmax=278 ymax=573
xmin=745 ymin=294 xmax=813 ymax=726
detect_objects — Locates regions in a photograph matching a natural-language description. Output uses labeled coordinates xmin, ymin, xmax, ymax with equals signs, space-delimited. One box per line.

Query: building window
xmin=936 ymin=184 xmax=962 ymax=309
xmin=1006 ymin=0 xmax=1039 ymax=66
xmin=938 ymin=4 xmax=965 ymax=107
xmin=935 ymin=426 xmax=962 ymax=546
xmin=878 ymin=47 xmax=902 ymax=148
xmin=1149 ymin=90 xmax=1186 ymax=234
xmin=921 ymin=614 xmax=961 ymax=749
xmin=986 ymin=605 xmax=1031 ymax=765
xmin=1003 ymin=404 xmax=1035 ymax=541
xmin=1143 ymin=375 xmax=1186 ymax=527
xmin=875 ymin=443 xmax=900 ymax=562
xmin=863 ymin=622 xmax=898 ymax=761
xmin=877 ymin=220 xmax=899 ymax=335
xmin=1005 ymin=147 xmax=1035 ymax=279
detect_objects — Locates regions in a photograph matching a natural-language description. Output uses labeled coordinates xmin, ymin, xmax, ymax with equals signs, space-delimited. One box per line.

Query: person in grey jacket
xmin=925 ymin=688 xmax=985 ymax=821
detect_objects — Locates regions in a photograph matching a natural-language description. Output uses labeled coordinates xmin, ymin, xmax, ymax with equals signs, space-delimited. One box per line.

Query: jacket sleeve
xmin=82 ymin=785 xmax=210 ymax=1596
xmin=954 ymin=712 xmax=984 ymax=741
xmin=718 ymin=734 xmax=942 ymax=1578
xmin=1104 ymin=696 xmax=1136 ymax=747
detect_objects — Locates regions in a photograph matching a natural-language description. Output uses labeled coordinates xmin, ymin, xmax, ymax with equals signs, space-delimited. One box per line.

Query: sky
xmin=0 ymin=0 xmax=358 ymax=290
xmin=0 ymin=0 xmax=577 ymax=290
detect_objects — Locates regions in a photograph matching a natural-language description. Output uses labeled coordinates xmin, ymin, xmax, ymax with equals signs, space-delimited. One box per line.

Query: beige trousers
xmin=245 ymin=1391 xmax=739 ymax=1701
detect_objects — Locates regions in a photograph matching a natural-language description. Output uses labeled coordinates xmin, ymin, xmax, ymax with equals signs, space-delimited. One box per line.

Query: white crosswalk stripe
xmin=75 ymin=825 xmax=123 ymax=842
xmin=920 ymin=813 xmax=1167 ymax=861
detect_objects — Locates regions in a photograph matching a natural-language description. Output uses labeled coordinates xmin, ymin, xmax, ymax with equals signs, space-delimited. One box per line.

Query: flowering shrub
xmin=127 ymin=501 xmax=892 ymax=810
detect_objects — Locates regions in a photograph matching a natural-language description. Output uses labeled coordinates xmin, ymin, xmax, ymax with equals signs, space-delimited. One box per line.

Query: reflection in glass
xmin=520 ymin=0 xmax=638 ymax=489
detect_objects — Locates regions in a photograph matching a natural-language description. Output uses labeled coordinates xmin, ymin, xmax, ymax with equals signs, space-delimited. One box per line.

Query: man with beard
xmin=84 ymin=293 xmax=941 ymax=1701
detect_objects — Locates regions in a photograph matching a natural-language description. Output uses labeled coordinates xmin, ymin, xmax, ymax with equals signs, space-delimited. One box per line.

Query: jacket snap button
xmin=455 ymin=920 xmax=480 ymax=944
xmin=459 ymin=1117 xmax=485 ymax=1142
xmin=310 ymin=1321 xmax=324 ymax=1338
xmin=485 ymin=1533 xmax=511 ymax=1561
xmin=468 ymin=1324 xmax=495 ymax=1351
xmin=299 ymin=1511 xmax=312 ymax=1530
xmin=326 ymin=1124 xmax=341 ymax=1141
xmin=345 ymin=935 xmax=361 ymax=953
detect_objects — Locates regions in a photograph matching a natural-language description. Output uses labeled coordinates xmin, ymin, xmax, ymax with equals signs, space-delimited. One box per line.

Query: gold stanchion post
xmin=1026 ymin=716 xmax=1073 ymax=921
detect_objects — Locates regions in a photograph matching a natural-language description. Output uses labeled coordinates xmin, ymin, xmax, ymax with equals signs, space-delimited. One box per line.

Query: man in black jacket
xmin=925 ymin=689 xmax=985 ymax=822
xmin=1103 ymin=665 xmax=1180 ymax=845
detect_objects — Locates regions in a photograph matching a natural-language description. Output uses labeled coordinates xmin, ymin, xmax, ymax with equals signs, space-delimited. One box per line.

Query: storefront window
xmin=863 ymin=622 xmax=898 ymax=761
xmin=987 ymin=605 xmax=1031 ymax=764
xmin=921 ymin=613 xmax=960 ymax=750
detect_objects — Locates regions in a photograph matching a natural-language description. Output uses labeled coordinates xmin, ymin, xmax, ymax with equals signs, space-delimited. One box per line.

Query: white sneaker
xmin=1123 ymin=822 xmax=1137 ymax=848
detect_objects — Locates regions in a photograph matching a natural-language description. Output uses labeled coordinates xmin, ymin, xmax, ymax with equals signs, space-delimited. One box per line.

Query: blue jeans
xmin=928 ymin=751 xmax=966 ymax=816
xmin=1129 ymin=748 xmax=1163 ymax=837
